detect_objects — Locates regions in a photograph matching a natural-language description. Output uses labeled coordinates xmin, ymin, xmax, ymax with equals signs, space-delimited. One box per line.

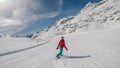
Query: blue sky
xmin=0 ymin=0 xmax=101 ymax=36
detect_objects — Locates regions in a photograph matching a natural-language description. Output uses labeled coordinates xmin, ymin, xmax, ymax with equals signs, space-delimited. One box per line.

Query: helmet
xmin=61 ymin=36 xmax=64 ymax=39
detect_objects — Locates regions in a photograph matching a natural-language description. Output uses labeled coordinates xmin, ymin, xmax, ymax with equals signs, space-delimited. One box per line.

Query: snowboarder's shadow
xmin=61 ymin=55 xmax=91 ymax=59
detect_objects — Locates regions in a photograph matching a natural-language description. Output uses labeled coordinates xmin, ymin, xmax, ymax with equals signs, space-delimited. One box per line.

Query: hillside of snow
xmin=0 ymin=27 xmax=120 ymax=68
xmin=0 ymin=0 xmax=120 ymax=68
xmin=0 ymin=37 xmax=37 ymax=55
xmin=32 ymin=0 xmax=120 ymax=39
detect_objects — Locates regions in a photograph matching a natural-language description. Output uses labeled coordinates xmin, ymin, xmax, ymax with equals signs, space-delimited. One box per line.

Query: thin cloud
xmin=0 ymin=0 xmax=63 ymax=34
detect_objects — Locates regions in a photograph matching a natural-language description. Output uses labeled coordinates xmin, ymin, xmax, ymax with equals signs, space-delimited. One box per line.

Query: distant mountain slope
xmin=32 ymin=0 xmax=120 ymax=39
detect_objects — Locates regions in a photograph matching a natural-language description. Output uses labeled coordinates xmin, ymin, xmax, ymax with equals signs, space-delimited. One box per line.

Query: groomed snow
xmin=0 ymin=28 xmax=120 ymax=68
xmin=0 ymin=37 xmax=50 ymax=57
xmin=0 ymin=37 xmax=36 ymax=53
xmin=0 ymin=0 xmax=120 ymax=68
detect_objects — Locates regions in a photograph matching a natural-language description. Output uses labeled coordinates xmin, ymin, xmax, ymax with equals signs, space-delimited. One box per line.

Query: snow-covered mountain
xmin=32 ymin=0 xmax=120 ymax=39
xmin=0 ymin=33 xmax=16 ymax=38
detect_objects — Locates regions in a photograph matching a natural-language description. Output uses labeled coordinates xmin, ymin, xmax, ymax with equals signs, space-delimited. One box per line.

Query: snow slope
xmin=0 ymin=28 xmax=120 ymax=68
xmin=32 ymin=0 xmax=120 ymax=39
xmin=0 ymin=0 xmax=120 ymax=68
xmin=0 ymin=37 xmax=36 ymax=53
xmin=0 ymin=37 xmax=50 ymax=57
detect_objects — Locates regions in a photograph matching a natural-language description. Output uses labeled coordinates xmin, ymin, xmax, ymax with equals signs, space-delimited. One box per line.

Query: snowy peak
xmin=32 ymin=0 xmax=120 ymax=39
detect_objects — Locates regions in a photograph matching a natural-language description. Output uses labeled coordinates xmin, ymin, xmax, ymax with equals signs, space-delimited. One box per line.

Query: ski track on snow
xmin=0 ymin=41 xmax=50 ymax=57
xmin=0 ymin=29 xmax=120 ymax=68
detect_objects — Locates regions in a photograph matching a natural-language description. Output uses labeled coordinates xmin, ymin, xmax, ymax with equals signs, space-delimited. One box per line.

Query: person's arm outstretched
xmin=64 ymin=40 xmax=68 ymax=51
xmin=56 ymin=45 xmax=59 ymax=49
xmin=56 ymin=41 xmax=60 ymax=49
xmin=64 ymin=46 xmax=68 ymax=51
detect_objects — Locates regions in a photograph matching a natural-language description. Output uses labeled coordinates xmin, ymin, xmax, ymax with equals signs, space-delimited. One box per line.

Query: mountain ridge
xmin=32 ymin=0 xmax=120 ymax=39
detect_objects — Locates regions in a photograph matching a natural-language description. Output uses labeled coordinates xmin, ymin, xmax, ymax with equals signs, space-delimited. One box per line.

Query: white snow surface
xmin=0 ymin=37 xmax=37 ymax=54
xmin=0 ymin=28 xmax=120 ymax=68
xmin=0 ymin=0 xmax=120 ymax=68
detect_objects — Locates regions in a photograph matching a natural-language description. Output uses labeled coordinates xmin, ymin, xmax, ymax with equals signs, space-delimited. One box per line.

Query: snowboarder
xmin=56 ymin=36 xmax=68 ymax=58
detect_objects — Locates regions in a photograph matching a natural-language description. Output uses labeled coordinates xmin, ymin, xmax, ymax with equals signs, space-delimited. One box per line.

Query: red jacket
xmin=57 ymin=39 xmax=68 ymax=50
